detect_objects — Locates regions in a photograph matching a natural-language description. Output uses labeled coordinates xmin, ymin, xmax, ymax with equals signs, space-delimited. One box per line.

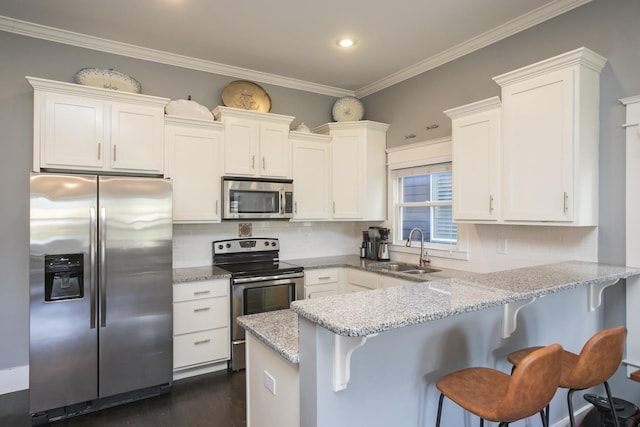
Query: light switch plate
xmin=263 ymin=370 xmax=276 ymax=395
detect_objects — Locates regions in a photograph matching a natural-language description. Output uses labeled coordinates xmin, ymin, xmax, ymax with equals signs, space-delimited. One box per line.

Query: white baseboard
xmin=0 ymin=365 xmax=29 ymax=395
xmin=173 ymin=361 xmax=228 ymax=381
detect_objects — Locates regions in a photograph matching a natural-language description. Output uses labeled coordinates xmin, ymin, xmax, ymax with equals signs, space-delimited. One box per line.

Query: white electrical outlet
xmin=497 ymin=238 xmax=508 ymax=254
xmin=263 ymin=370 xmax=276 ymax=395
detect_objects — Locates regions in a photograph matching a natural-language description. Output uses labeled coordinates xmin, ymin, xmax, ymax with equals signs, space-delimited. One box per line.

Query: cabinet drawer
xmin=346 ymin=269 xmax=377 ymax=289
xmin=305 ymin=268 xmax=339 ymax=285
xmin=173 ymin=279 xmax=228 ymax=302
xmin=304 ymin=282 xmax=338 ymax=299
xmin=174 ymin=328 xmax=229 ymax=369
xmin=174 ymin=297 xmax=228 ymax=335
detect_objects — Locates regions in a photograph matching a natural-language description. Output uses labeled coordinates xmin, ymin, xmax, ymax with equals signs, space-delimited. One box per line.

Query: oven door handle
xmin=232 ymin=272 xmax=304 ymax=284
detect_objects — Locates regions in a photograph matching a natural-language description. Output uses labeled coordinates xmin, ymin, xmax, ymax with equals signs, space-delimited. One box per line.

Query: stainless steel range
xmin=213 ymin=238 xmax=304 ymax=371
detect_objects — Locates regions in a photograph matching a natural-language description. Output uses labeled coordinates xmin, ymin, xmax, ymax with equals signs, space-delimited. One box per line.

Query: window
xmin=392 ymin=163 xmax=457 ymax=245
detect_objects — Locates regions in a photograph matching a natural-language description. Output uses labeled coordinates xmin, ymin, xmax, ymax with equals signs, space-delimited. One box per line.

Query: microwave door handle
xmin=280 ymin=192 xmax=284 ymax=214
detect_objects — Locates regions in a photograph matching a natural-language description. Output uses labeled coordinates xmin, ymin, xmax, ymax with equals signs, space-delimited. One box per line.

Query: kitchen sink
xmin=370 ymin=262 xmax=440 ymax=275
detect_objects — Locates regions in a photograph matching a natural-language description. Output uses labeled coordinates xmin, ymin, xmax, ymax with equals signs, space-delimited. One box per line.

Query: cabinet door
xmin=331 ymin=134 xmax=364 ymax=219
xmin=292 ymin=138 xmax=330 ymax=219
xmin=259 ymin=122 xmax=290 ymax=178
xmin=452 ymin=106 xmax=501 ymax=221
xmin=224 ymin=117 xmax=257 ymax=176
xmin=166 ymin=124 xmax=222 ymax=222
xmin=502 ymin=68 xmax=574 ymax=222
xmin=41 ymin=93 xmax=105 ymax=170
xmin=110 ymin=102 xmax=165 ymax=173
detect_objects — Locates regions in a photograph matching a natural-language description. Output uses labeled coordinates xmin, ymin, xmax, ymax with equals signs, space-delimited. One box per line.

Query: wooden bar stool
xmin=436 ymin=343 xmax=563 ymax=427
xmin=507 ymin=326 xmax=627 ymax=427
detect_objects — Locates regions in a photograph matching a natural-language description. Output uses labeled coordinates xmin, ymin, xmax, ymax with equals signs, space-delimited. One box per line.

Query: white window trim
xmin=386 ymin=137 xmax=468 ymax=260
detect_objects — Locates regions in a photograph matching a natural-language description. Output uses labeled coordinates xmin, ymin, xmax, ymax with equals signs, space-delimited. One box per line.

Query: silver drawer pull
xmin=193 ymin=290 xmax=211 ymax=295
xmin=318 ymin=276 xmax=331 ymax=280
xmin=194 ymin=339 xmax=211 ymax=345
xmin=194 ymin=307 xmax=211 ymax=312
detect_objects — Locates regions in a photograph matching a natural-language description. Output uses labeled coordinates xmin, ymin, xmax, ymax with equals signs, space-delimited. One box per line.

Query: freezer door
xmin=97 ymin=176 xmax=173 ymax=398
xmin=29 ymin=173 xmax=98 ymax=413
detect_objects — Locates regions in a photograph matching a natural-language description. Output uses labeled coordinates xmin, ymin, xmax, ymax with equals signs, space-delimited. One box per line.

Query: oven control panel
xmin=213 ymin=238 xmax=279 ymax=255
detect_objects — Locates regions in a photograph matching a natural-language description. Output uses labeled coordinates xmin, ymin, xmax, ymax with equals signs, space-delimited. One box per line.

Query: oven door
xmin=230 ymin=272 xmax=304 ymax=371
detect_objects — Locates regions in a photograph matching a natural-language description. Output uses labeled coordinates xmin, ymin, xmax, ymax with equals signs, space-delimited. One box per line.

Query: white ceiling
xmin=0 ymin=0 xmax=591 ymax=97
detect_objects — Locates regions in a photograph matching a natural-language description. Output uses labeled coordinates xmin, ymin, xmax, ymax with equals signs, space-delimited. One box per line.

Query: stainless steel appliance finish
xmin=29 ymin=173 xmax=173 ymax=422
xmin=222 ymin=176 xmax=293 ymax=220
xmin=213 ymin=238 xmax=303 ymax=371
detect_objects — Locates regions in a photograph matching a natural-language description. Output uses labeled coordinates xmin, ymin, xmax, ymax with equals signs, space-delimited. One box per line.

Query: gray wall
xmin=0 ymin=31 xmax=335 ymax=371
xmin=2 ymin=0 xmax=640 ymax=390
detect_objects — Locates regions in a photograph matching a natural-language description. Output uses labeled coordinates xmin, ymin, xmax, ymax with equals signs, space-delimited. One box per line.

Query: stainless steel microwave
xmin=222 ymin=177 xmax=293 ymax=220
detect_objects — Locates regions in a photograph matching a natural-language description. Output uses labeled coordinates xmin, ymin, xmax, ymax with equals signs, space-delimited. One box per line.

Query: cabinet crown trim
xmin=26 ymin=76 xmax=170 ymax=106
xmin=212 ymin=105 xmax=294 ymax=124
xmin=313 ymin=120 xmax=390 ymax=135
xmin=492 ymin=47 xmax=607 ymax=86
xmin=444 ymin=96 xmax=501 ymax=119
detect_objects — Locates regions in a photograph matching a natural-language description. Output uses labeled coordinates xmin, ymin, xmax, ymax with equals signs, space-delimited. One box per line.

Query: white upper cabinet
xmin=28 ymin=76 xmax=168 ymax=175
xmin=493 ymin=47 xmax=606 ymax=225
xmin=213 ymin=106 xmax=294 ymax=178
xmin=314 ymin=121 xmax=389 ymax=221
xmin=164 ymin=116 xmax=224 ymax=223
xmin=290 ymin=131 xmax=331 ymax=220
xmin=445 ymin=97 xmax=501 ymax=222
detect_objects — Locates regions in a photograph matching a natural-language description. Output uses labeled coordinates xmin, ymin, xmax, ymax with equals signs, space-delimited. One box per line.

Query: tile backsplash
xmin=173 ymin=220 xmax=598 ymax=273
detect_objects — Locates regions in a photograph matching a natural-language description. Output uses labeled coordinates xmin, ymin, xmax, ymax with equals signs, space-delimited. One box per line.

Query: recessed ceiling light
xmin=337 ymin=38 xmax=355 ymax=48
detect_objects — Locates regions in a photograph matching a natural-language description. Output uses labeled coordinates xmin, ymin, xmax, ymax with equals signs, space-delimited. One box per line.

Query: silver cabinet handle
xmin=97 ymin=143 xmax=101 ymax=160
xmin=215 ymin=200 xmax=218 ymax=215
xmin=113 ymin=145 xmax=117 ymax=162
xmin=294 ymin=201 xmax=297 ymax=214
xmin=194 ymin=290 xmax=211 ymax=296
xmin=262 ymin=157 xmax=266 ymax=170
xmin=489 ymin=195 xmax=494 ymax=213
xmin=194 ymin=307 xmax=211 ymax=312
xmin=563 ymin=192 xmax=569 ymax=213
xmin=194 ymin=339 xmax=211 ymax=345
xmin=251 ymin=155 xmax=255 ymax=169
xmin=318 ymin=276 xmax=331 ymax=280
xmin=333 ymin=202 xmax=336 ymax=214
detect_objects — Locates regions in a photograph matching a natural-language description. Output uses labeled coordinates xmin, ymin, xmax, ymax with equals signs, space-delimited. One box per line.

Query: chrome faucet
xmin=406 ymin=228 xmax=430 ymax=267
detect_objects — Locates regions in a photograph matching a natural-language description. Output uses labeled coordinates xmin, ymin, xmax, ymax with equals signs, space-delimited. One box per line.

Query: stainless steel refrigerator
xmin=29 ymin=172 xmax=173 ymax=423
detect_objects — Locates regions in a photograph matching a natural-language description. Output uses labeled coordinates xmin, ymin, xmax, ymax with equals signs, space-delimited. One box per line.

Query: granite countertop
xmin=237 ymin=309 xmax=299 ymax=364
xmin=288 ymin=254 xmax=469 ymax=282
xmin=173 ymin=265 xmax=231 ymax=283
xmin=291 ymin=261 xmax=640 ymax=337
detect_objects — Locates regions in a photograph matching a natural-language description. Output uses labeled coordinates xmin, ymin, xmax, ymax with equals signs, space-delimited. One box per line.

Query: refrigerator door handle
xmin=100 ymin=207 xmax=107 ymax=327
xmin=90 ymin=207 xmax=97 ymax=329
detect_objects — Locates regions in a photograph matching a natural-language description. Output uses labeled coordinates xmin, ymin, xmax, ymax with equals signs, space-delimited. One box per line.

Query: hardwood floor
xmin=0 ymin=370 xmax=246 ymax=427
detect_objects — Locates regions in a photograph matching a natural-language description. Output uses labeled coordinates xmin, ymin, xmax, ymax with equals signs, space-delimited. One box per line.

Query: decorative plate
xmin=74 ymin=68 xmax=142 ymax=93
xmin=221 ymin=80 xmax=271 ymax=112
xmin=165 ymin=99 xmax=214 ymax=121
xmin=332 ymin=96 xmax=364 ymax=122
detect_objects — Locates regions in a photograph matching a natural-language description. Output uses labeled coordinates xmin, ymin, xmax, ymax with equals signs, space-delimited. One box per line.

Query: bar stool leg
xmin=603 ymin=381 xmax=621 ymax=427
xmin=435 ymin=393 xmax=445 ymax=427
xmin=568 ymin=389 xmax=577 ymax=427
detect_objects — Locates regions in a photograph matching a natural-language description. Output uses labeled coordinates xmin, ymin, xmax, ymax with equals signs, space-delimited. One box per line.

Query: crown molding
xmin=355 ymin=0 xmax=592 ymax=98
xmin=0 ymin=15 xmax=353 ymax=98
xmin=0 ymin=0 xmax=591 ymax=99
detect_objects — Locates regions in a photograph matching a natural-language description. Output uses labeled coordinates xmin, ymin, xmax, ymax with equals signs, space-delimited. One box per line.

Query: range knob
xmin=264 ymin=241 xmax=269 ymax=246
xmin=217 ymin=244 xmax=223 ymax=250
xmin=226 ymin=243 xmax=231 ymax=248
xmin=271 ymin=242 xmax=277 ymax=247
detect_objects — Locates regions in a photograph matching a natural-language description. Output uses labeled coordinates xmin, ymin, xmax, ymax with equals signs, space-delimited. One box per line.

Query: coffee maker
xmin=363 ymin=226 xmax=390 ymax=261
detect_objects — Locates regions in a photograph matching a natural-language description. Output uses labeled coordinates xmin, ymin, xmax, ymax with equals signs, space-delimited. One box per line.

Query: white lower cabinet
xmin=173 ymin=279 xmax=229 ymax=375
xmin=304 ymin=268 xmax=340 ymax=299
xmin=346 ymin=269 xmax=378 ymax=292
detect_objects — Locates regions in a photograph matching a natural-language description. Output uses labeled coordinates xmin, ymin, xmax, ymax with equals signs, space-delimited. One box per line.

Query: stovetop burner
xmin=212 ymin=238 xmax=303 ymax=278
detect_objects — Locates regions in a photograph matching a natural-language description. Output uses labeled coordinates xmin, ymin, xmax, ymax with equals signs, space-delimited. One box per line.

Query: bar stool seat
xmin=507 ymin=326 xmax=627 ymax=427
xmin=436 ymin=343 xmax=563 ymax=427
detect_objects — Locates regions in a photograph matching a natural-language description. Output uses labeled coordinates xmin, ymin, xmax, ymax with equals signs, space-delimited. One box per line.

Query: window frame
xmin=385 ymin=137 xmax=467 ymax=261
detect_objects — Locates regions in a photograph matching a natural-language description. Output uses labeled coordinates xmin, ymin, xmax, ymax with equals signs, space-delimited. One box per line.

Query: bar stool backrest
xmin=495 ymin=343 xmax=563 ymax=422
xmin=562 ymin=326 xmax=627 ymax=390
